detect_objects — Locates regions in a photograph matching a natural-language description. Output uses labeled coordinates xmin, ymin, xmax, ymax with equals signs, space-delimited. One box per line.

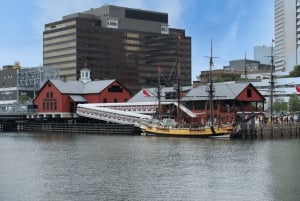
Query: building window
xmin=247 ymin=89 xmax=252 ymax=97
xmin=107 ymin=18 xmax=118 ymax=29
xmin=46 ymin=92 xmax=49 ymax=98
xmin=114 ymin=98 xmax=118 ymax=103
xmin=50 ymin=92 xmax=53 ymax=98
xmin=103 ymin=98 xmax=107 ymax=103
xmin=161 ymin=24 xmax=169 ymax=34
xmin=108 ymin=85 xmax=123 ymax=92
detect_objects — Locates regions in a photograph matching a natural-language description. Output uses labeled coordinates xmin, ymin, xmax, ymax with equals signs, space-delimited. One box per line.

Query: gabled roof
xmin=182 ymin=82 xmax=251 ymax=101
xmin=70 ymin=95 xmax=87 ymax=102
xmin=48 ymin=79 xmax=116 ymax=94
xmin=128 ymin=86 xmax=192 ymax=103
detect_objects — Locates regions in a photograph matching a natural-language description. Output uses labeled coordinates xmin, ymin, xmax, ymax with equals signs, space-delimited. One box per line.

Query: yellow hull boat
xmin=143 ymin=124 xmax=237 ymax=138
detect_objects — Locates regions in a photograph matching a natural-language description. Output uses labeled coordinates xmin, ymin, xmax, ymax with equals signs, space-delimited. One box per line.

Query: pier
xmin=236 ymin=122 xmax=300 ymax=139
xmin=16 ymin=122 xmax=141 ymax=135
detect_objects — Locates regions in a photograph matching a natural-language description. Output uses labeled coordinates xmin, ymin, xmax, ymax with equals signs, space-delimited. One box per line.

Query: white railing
xmin=76 ymin=102 xmax=197 ymax=127
xmin=77 ymin=104 xmax=153 ymax=127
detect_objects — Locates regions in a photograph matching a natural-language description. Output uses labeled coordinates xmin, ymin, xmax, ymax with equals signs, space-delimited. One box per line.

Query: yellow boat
xmin=142 ymin=121 xmax=237 ymax=138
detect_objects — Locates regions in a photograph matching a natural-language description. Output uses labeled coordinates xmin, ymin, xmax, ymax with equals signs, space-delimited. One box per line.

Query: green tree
xmin=19 ymin=95 xmax=30 ymax=104
xmin=215 ymin=74 xmax=241 ymax=82
xmin=273 ymin=99 xmax=288 ymax=113
xmin=288 ymin=65 xmax=300 ymax=77
xmin=288 ymin=93 xmax=300 ymax=112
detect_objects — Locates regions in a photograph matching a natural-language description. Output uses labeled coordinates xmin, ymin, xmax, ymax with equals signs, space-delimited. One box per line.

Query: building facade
xmin=129 ymin=82 xmax=265 ymax=124
xmin=274 ymin=0 xmax=300 ymax=73
xmin=33 ymin=68 xmax=131 ymax=119
xmin=254 ymin=45 xmax=272 ymax=65
xmin=0 ymin=64 xmax=19 ymax=104
xmin=43 ymin=5 xmax=192 ymax=94
xmin=0 ymin=64 xmax=58 ymax=105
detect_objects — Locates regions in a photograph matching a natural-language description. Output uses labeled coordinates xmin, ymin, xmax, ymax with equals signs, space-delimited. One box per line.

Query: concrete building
xmin=0 ymin=64 xmax=20 ymax=104
xmin=254 ymin=45 xmax=272 ymax=65
xmin=274 ymin=0 xmax=300 ymax=73
xmin=0 ymin=64 xmax=59 ymax=105
xmin=43 ymin=5 xmax=191 ymax=94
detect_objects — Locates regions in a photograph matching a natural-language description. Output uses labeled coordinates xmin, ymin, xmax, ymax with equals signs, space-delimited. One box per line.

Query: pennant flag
xmin=142 ymin=88 xmax=151 ymax=97
xmin=296 ymin=85 xmax=300 ymax=93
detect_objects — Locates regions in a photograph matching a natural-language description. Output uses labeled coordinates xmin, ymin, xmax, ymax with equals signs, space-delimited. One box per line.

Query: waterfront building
xmin=129 ymin=82 xmax=265 ymax=124
xmin=43 ymin=4 xmax=192 ymax=94
xmin=0 ymin=64 xmax=58 ymax=105
xmin=274 ymin=0 xmax=300 ymax=73
xmin=33 ymin=68 xmax=131 ymax=119
xmin=0 ymin=64 xmax=20 ymax=104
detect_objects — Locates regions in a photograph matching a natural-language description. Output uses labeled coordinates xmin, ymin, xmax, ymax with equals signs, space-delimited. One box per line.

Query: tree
xmin=19 ymin=95 xmax=31 ymax=104
xmin=288 ymin=93 xmax=300 ymax=112
xmin=288 ymin=65 xmax=300 ymax=77
xmin=273 ymin=99 xmax=288 ymax=113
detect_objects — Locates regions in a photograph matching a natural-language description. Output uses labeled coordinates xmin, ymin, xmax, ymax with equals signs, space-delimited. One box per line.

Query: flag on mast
xmin=142 ymin=88 xmax=151 ymax=97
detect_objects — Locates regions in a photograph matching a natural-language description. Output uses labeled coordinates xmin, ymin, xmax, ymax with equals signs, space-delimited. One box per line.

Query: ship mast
xmin=176 ymin=35 xmax=182 ymax=124
xmin=269 ymin=41 xmax=275 ymax=124
xmin=244 ymin=52 xmax=248 ymax=81
xmin=207 ymin=40 xmax=216 ymax=126
xmin=157 ymin=66 xmax=162 ymax=120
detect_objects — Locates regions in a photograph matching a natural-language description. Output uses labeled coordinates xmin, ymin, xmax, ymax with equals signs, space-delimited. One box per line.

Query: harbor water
xmin=0 ymin=132 xmax=299 ymax=201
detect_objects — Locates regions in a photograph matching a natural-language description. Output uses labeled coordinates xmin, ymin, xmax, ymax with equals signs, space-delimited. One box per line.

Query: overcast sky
xmin=0 ymin=0 xmax=274 ymax=80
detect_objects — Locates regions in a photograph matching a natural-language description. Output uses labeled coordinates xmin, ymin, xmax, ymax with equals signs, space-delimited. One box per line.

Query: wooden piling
xmin=237 ymin=123 xmax=300 ymax=139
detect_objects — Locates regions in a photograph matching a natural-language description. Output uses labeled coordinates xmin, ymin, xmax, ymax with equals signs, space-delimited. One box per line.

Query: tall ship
xmin=142 ymin=39 xmax=239 ymax=137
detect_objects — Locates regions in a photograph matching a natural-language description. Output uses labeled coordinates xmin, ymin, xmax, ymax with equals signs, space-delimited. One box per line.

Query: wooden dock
xmin=236 ymin=122 xmax=300 ymax=139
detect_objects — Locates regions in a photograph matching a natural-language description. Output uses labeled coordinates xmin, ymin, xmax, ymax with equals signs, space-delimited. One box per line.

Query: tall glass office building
xmin=274 ymin=0 xmax=300 ymax=73
xmin=43 ymin=5 xmax=191 ymax=93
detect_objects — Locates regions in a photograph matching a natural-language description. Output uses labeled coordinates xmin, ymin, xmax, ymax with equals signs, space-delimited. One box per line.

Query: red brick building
xmin=32 ymin=68 xmax=131 ymax=120
xmin=182 ymin=82 xmax=265 ymax=124
xmin=129 ymin=82 xmax=265 ymax=124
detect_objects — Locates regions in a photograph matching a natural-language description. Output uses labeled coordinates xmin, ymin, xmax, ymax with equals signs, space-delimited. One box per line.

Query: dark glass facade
xmin=43 ymin=5 xmax=191 ymax=94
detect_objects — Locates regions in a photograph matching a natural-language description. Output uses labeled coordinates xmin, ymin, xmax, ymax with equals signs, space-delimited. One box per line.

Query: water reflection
xmin=0 ymin=132 xmax=299 ymax=201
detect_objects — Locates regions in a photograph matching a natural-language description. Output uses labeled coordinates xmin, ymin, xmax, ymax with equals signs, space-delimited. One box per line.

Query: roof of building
xmin=128 ymin=82 xmax=257 ymax=102
xmin=182 ymin=82 xmax=250 ymax=101
xmin=128 ymin=86 xmax=192 ymax=103
xmin=69 ymin=95 xmax=87 ymax=102
xmin=49 ymin=79 xmax=116 ymax=94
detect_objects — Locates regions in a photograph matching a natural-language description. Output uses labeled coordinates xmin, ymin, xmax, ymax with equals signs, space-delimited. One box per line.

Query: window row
xmin=43 ymin=101 xmax=57 ymax=110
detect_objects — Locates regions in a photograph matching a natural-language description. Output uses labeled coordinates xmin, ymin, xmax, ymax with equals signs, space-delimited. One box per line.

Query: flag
xmin=142 ymin=88 xmax=151 ymax=97
xmin=296 ymin=85 xmax=300 ymax=93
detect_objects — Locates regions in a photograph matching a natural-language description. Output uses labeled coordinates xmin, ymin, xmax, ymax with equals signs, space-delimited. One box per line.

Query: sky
xmin=0 ymin=0 xmax=274 ymax=80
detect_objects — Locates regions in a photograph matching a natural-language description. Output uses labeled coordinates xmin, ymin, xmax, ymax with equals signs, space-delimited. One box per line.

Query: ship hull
xmin=143 ymin=125 xmax=237 ymax=138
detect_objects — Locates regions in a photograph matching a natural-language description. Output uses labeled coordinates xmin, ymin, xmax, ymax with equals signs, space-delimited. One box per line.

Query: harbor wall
xmin=0 ymin=121 xmax=141 ymax=135
xmin=237 ymin=122 xmax=300 ymax=139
